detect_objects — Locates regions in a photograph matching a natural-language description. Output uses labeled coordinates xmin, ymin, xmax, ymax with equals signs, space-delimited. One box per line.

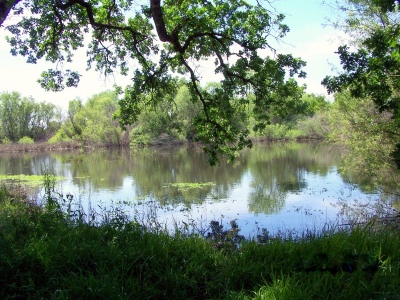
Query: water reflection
xmin=0 ymin=142 xmax=379 ymax=234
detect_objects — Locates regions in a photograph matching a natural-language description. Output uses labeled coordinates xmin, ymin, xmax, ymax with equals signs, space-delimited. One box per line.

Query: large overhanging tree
xmin=0 ymin=0 xmax=306 ymax=164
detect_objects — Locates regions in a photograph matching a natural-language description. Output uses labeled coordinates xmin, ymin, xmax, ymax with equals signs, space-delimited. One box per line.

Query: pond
xmin=0 ymin=142 xmax=380 ymax=237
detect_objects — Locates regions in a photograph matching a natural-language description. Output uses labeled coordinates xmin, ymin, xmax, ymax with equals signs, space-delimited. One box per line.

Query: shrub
xmin=296 ymin=111 xmax=331 ymax=139
xmin=262 ymin=124 xmax=289 ymax=139
xmin=129 ymin=127 xmax=152 ymax=146
xmin=285 ymin=128 xmax=305 ymax=139
xmin=48 ymin=129 xmax=73 ymax=144
xmin=1 ymin=137 xmax=12 ymax=145
xmin=17 ymin=136 xmax=34 ymax=144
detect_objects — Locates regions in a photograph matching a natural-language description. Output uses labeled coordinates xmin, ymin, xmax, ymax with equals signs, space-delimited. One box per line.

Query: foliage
xmin=17 ymin=136 xmax=34 ymax=144
xmin=1 ymin=137 xmax=11 ymax=145
xmin=248 ymin=93 xmax=330 ymax=140
xmin=322 ymin=0 xmax=400 ymax=191
xmin=129 ymin=128 xmax=152 ymax=146
xmin=251 ymin=78 xmax=305 ymax=132
xmin=328 ymin=91 xmax=400 ymax=190
xmin=129 ymin=90 xmax=180 ymax=145
xmin=256 ymin=123 xmax=290 ymax=139
xmin=0 ymin=91 xmax=59 ymax=142
xmin=129 ymin=82 xmax=227 ymax=147
xmin=173 ymin=83 xmax=203 ymax=141
xmin=47 ymin=128 xmax=72 ymax=143
xmin=298 ymin=93 xmax=330 ymax=116
xmin=3 ymin=0 xmax=306 ymax=164
xmin=129 ymin=89 xmax=331 ymax=143
xmin=322 ymin=0 xmax=400 ymax=121
xmin=327 ymin=0 xmax=400 ymax=45
xmin=66 ymin=98 xmax=83 ymax=138
xmin=296 ymin=110 xmax=332 ymax=139
xmin=79 ymin=91 xmax=125 ymax=145
xmin=55 ymin=91 xmax=126 ymax=145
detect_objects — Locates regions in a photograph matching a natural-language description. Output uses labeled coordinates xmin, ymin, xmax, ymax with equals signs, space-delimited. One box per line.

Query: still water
xmin=0 ymin=142 xmax=379 ymax=236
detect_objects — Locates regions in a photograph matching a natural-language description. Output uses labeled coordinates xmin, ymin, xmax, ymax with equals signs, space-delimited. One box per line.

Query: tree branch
xmin=0 ymin=0 xmax=21 ymax=27
xmin=150 ymin=0 xmax=182 ymax=53
xmin=55 ymin=0 xmax=147 ymax=42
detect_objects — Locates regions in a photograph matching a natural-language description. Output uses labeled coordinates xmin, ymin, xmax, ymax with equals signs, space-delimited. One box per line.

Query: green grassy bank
xmin=1 ymin=183 xmax=399 ymax=300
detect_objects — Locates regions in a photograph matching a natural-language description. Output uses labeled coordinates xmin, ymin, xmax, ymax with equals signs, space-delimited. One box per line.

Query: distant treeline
xmin=0 ymin=81 xmax=331 ymax=147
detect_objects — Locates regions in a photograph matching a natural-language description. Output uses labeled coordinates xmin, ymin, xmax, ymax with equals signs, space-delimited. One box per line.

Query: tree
xmin=322 ymin=0 xmax=400 ymax=120
xmin=130 ymin=92 xmax=180 ymax=145
xmin=322 ymin=0 xmax=400 ymax=189
xmin=2 ymin=0 xmax=306 ymax=164
xmin=328 ymin=91 xmax=399 ymax=190
xmin=0 ymin=91 xmax=20 ymax=141
xmin=327 ymin=0 xmax=400 ymax=45
xmin=30 ymin=101 xmax=59 ymax=140
xmin=79 ymin=91 xmax=125 ymax=145
xmin=0 ymin=91 xmax=58 ymax=142
xmin=298 ymin=93 xmax=330 ymax=116
xmin=66 ymin=98 xmax=84 ymax=138
xmin=0 ymin=0 xmax=20 ymax=26
xmin=54 ymin=91 xmax=126 ymax=144
xmin=173 ymin=82 xmax=203 ymax=141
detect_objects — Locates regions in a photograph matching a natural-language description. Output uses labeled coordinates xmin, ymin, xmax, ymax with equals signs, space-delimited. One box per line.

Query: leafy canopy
xmin=322 ymin=0 xmax=400 ymax=191
xmin=2 ymin=0 xmax=306 ymax=164
xmin=322 ymin=0 xmax=400 ymax=120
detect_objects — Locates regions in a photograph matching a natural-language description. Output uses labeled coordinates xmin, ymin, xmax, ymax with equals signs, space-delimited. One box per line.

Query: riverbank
xmin=0 ymin=139 xmax=188 ymax=153
xmin=1 ymin=182 xmax=399 ymax=299
xmin=0 ymin=134 xmax=324 ymax=154
xmin=0 ymin=141 xmax=83 ymax=153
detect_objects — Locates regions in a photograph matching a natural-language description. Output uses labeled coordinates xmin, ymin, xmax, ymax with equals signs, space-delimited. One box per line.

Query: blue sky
xmin=0 ymin=0 xmax=343 ymax=110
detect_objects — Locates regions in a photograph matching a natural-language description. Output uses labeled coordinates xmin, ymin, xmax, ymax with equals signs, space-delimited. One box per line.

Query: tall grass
xmin=0 ymin=179 xmax=399 ymax=299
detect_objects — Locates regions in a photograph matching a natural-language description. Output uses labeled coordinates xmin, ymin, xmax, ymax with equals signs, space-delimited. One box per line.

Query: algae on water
xmin=164 ymin=182 xmax=215 ymax=192
xmin=0 ymin=174 xmax=65 ymax=187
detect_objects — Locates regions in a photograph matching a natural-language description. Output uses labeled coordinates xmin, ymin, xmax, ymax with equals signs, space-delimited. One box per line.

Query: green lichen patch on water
xmin=0 ymin=174 xmax=66 ymax=187
xmin=164 ymin=182 xmax=215 ymax=191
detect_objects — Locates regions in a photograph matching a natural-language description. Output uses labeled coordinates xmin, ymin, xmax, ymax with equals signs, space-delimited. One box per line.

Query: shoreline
xmin=0 ymin=136 xmax=325 ymax=154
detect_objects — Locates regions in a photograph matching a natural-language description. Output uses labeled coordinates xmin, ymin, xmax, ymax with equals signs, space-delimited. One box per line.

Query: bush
xmin=261 ymin=124 xmax=289 ymax=139
xmin=1 ymin=137 xmax=12 ymax=145
xmin=129 ymin=127 xmax=152 ymax=146
xmin=17 ymin=136 xmax=34 ymax=144
xmin=296 ymin=111 xmax=331 ymax=139
xmin=48 ymin=128 xmax=72 ymax=144
xmin=285 ymin=129 xmax=305 ymax=139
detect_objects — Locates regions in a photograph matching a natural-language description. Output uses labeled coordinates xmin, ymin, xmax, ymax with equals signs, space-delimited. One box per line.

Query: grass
xmin=1 ymin=181 xmax=400 ymax=299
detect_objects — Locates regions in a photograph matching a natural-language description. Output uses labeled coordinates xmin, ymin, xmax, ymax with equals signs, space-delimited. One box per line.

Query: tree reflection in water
xmin=0 ymin=142 xmax=381 ymax=235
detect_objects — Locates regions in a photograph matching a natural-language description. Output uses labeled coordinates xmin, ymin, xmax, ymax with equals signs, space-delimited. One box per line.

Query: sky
xmin=0 ymin=0 xmax=344 ymax=111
